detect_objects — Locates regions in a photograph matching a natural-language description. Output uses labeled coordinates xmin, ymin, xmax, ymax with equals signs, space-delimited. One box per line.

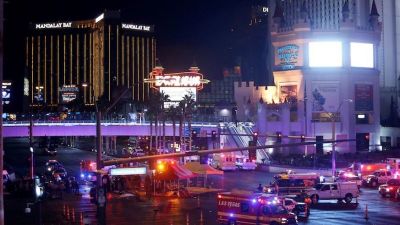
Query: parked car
xmin=379 ymin=179 xmax=400 ymax=198
xmin=307 ymin=182 xmax=359 ymax=204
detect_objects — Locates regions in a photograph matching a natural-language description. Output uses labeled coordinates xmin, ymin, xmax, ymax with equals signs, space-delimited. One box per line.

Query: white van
xmin=235 ymin=156 xmax=257 ymax=170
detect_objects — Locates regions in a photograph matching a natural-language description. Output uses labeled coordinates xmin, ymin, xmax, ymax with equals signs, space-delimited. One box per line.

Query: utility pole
xmin=29 ymin=107 xmax=33 ymax=179
xmin=95 ymin=88 xmax=129 ymax=225
xmin=0 ymin=0 xmax=4 ymax=224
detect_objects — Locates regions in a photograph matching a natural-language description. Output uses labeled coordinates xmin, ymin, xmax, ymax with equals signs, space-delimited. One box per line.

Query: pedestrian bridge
xmin=3 ymin=121 xmax=218 ymax=137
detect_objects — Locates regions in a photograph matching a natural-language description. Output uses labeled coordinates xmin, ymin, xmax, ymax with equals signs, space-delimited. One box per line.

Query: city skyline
xmin=4 ymin=0 xmax=269 ymax=112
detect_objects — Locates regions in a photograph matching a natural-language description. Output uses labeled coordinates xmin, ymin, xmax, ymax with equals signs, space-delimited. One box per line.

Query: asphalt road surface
xmin=4 ymin=138 xmax=400 ymax=225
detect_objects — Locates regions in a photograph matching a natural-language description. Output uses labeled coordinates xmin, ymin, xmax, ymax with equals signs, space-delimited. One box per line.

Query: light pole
xmin=330 ymin=99 xmax=352 ymax=178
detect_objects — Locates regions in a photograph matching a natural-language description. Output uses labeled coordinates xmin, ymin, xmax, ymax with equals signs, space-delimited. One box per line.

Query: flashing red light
xmin=365 ymin=135 xmax=370 ymax=140
xmin=218 ymin=194 xmax=222 ymax=199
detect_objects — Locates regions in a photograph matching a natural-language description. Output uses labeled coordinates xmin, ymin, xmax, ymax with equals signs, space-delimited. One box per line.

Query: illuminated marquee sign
xmin=121 ymin=23 xmax=153 ymax=32
xmin=59 ymin=85 xmax=79 ymax=103
xmin=277 ymin=44 xmax=299 ymax=70
xmin=2 ymin=81 xmax=11 ymax=105
xmin=155 ymin=75 xmax=201 ymax=87
xmin=149 ymin=72 xmax=208 ymax=90
xmin=35 ymin=22 xmax=72 ymax=29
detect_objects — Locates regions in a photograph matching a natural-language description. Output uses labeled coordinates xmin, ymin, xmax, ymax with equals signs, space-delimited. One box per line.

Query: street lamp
xmin=330 ymin=99 xmax=353 ymax=178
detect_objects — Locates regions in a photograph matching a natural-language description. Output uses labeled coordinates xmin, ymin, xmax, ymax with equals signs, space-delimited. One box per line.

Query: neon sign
xmin=147 ymin=71 xmax=209 ymax=91
xmin=155 ymin=75 xmax=201 ymax=87
xmin=35 ymin=22 xmax=72 ymax=29
xmin=121 ymin=23 xmax=153 ymax=32
xmin=277 ymin=44 xmax=299 ymax=70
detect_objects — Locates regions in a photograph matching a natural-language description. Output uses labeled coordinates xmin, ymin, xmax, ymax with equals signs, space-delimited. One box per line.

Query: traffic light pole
xmin=95 ymin=108 xmax=106 ymax=225
xmin=331 ymin=115 xmax=336 ymax=178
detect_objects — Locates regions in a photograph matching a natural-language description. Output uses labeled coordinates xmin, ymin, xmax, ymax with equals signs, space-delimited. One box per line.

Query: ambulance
xmin=345 ymin=162 xmax=387 ymax=177
xmin=211 ymin=153 xmax=237 ymax=171
xmin=217 ymin=191 xmax=298 ymax=225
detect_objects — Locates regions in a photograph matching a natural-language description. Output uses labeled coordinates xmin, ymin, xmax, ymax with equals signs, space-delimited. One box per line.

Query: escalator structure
xmin=226 ymin=123 xmax=246 ymax=158
xmin=242 ymin=125 xmax=270 ymax=163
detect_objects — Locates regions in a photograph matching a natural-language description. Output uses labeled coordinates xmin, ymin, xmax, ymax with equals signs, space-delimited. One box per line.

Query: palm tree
xmin=159 ymin=92 xmax=170 ymax=152
xmin=178 ymin=101 xmax=185 ymax=151
xmin=147 ymin=91 xmax=161 ymax=153
xmin=181 ymin=92 xmax=196 ymax=151
xmin=167 ymin=105 xmax=180 ymax=151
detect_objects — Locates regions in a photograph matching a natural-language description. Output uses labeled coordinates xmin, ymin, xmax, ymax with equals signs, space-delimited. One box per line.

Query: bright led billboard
xmin=309 ymin=41 xmax=342 ymax=67
xmin=351 ymin=42 xmax=374 ymax=68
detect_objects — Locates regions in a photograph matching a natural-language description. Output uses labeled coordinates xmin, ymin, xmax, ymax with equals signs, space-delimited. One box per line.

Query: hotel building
xmin=25 ymin=11 xmax=156 ymax=106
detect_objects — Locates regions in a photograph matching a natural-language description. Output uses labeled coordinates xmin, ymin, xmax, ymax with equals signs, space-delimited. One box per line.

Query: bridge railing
xmin=3 ymin=120 xmax=220 ymax=127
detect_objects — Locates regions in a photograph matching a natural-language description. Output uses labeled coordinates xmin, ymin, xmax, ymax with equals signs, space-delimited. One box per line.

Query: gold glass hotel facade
xmin=26 ymin=11 xmax=156 ymax=106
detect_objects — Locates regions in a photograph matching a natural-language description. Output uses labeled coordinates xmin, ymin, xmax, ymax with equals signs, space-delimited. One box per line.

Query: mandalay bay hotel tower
xmin=25 ymin=11 xmax=156 ymax=107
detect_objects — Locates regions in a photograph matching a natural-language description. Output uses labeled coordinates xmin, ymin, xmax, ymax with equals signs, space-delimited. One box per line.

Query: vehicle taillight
xmin=218 ymin=194 xmax=222 ymax=199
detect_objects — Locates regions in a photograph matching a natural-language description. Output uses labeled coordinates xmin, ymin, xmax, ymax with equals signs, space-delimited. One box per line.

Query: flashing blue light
xmin=80 ymin=174 xmax=85 ymax=178
xmin=252 ymin=199 xmax=257 ymax=204
xmin=229 ymin=213 xmax=234 ymax=217
xmin=88 ymin=174 xmax=92 ymax=179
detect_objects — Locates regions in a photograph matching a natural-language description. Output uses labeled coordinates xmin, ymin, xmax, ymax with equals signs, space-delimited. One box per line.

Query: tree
xmin=180 ymin=92 xmax=196 ymax=151
xmin=159 ymin=92 xmax=170 ymax=152
xmin=147 ymin=91 xmax=162 ymax=153
xmin=167 ymin=105 xmax=180 ymax=151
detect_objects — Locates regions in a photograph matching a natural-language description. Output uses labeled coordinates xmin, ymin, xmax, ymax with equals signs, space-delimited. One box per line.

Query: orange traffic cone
xmin=66 ymin=205 xmax=70 ymax=220
xmin=72 ymin=207 xmax=75 ymax=222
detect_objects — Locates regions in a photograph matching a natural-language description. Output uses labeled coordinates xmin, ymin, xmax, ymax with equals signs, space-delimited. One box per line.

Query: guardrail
xmin=3 ymin=120 xmax=220 ymax=127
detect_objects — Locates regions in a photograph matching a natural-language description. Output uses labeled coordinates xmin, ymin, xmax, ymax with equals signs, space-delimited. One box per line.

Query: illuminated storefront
xmin=146 ymin=64 xmax=209 ymax=107
xmin=26 ymin=11 xmax=156 ymax=106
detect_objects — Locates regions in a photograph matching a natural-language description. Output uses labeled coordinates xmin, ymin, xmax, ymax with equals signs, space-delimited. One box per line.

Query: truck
xmin=306 ymin=182 xmax=359 ymax=204
xmin=217 ymin=191 xmax=298 ymax=225
xmin=362 ymin=169 xmax=392 ymax=187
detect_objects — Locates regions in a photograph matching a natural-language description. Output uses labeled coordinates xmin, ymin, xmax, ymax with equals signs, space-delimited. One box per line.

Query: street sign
xmin=110 ymin=167 xmax=147 ymax=176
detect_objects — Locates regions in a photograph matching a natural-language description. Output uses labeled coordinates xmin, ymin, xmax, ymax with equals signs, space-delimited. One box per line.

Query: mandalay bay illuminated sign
xmin=121 ymin=23 xmax=153 ymax=32
xmin=35 ymin=22 xmax=72 ymax=29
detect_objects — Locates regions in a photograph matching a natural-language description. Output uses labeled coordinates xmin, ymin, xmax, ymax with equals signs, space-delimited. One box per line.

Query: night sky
xmin=4 ymin=0 xmax=263 ymax=112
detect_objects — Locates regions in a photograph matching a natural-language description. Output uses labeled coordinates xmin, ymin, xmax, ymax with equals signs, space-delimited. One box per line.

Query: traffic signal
xmin=301 ymin=135 xmax=305 ymax=142
xmin=316 ymin=135 xmax=323 ymax=154
xmin=249 ymin=149 xmax=257 ymax=161
xmin=253 ymin=132 xmax=259 ymax=142
xmin=211 ymin=130 xmax=217 ymax=141
xmin=248 ymin=140 xmax=257 ymax=161
xmin=276 ymin=132 xmax=282 ymax=143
